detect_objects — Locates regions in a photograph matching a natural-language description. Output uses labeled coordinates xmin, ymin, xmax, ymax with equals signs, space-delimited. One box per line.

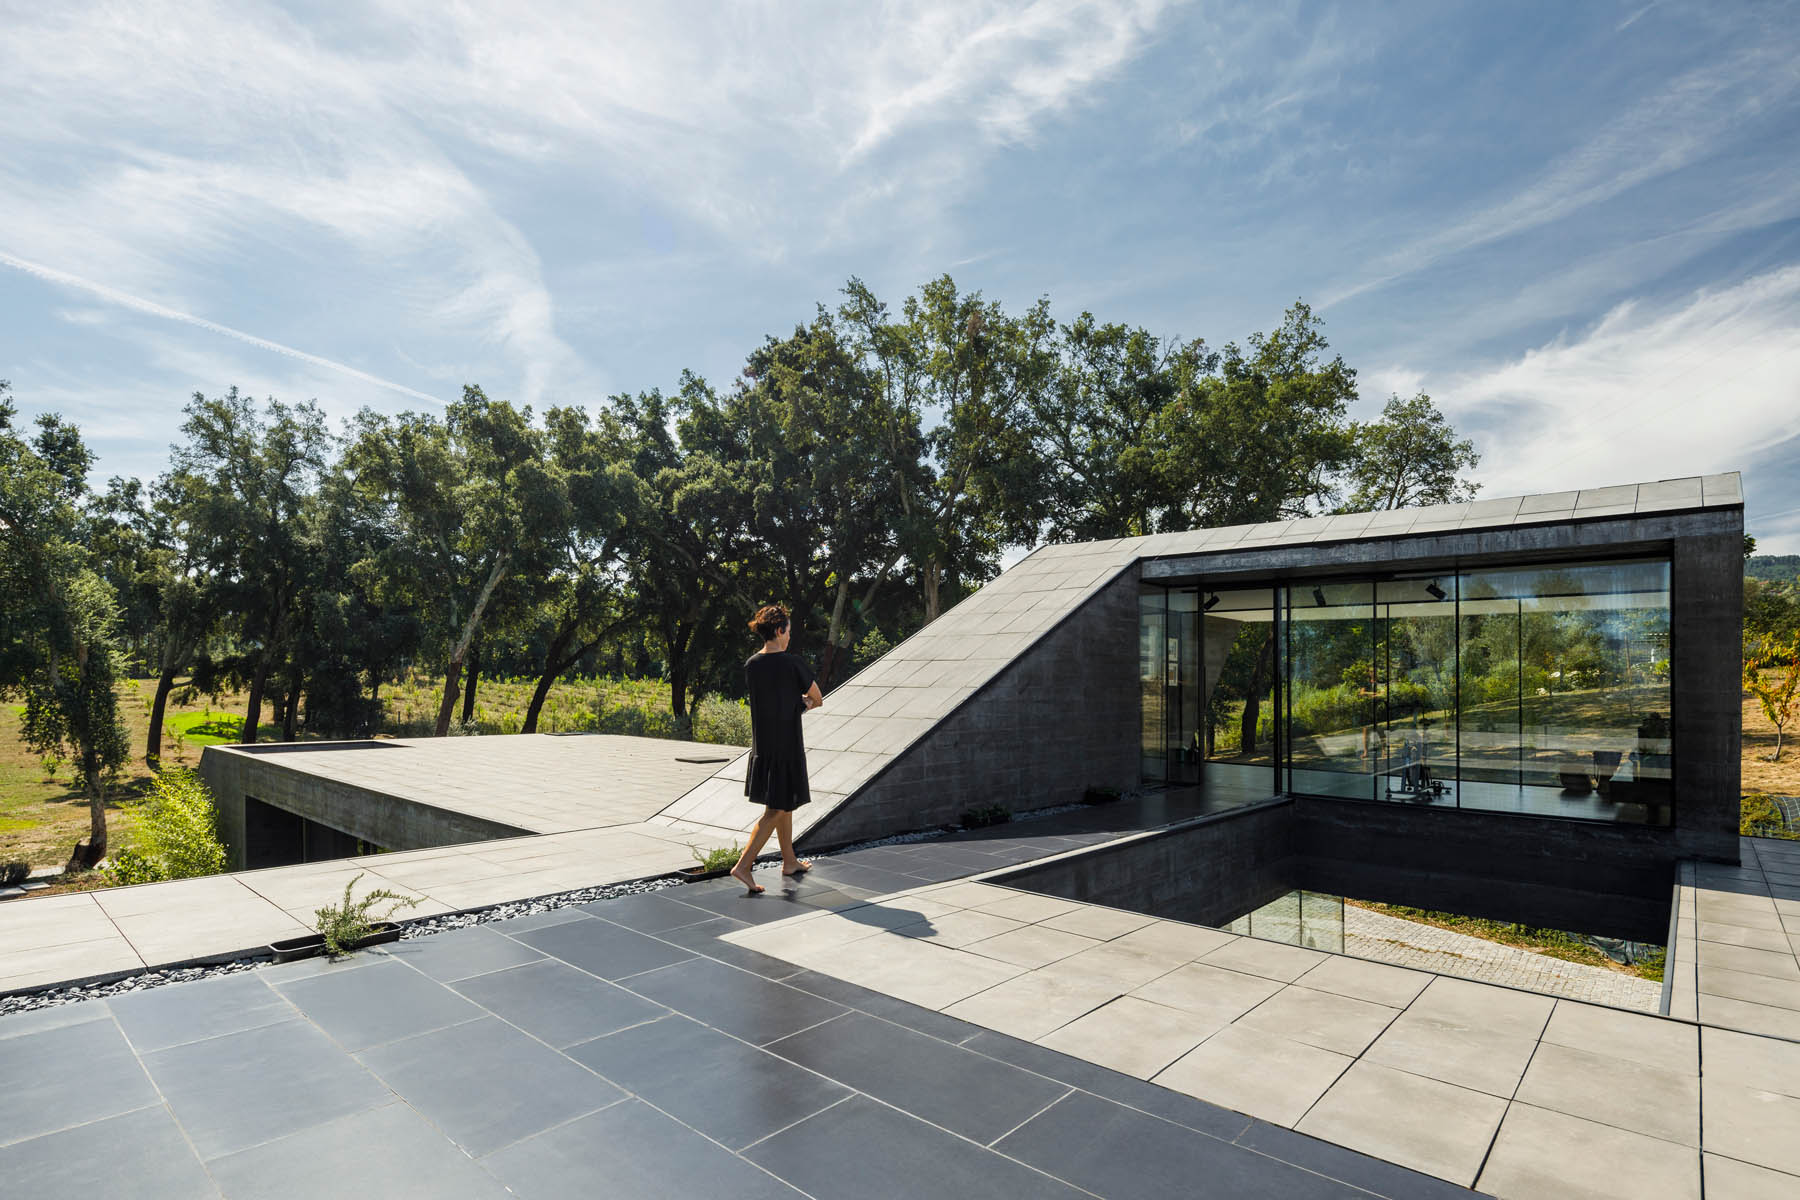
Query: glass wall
xmin=1143 ymin=555 xmax=1674 ymax=825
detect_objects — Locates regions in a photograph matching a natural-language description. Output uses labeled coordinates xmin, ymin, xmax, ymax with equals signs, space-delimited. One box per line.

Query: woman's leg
xmin=775 ymin=811 xmax=810 ymax=874
xmin=730 ymin=807 xmax=779 ymax=893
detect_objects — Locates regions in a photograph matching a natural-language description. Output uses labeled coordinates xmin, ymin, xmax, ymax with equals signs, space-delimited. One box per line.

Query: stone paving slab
xmin=0 ymin=823 xmax=1492 ymax=1200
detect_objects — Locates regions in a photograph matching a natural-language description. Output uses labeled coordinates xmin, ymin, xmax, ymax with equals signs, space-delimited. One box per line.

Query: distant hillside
xmin=1747 ymin=555 xmax=1800 ymax=584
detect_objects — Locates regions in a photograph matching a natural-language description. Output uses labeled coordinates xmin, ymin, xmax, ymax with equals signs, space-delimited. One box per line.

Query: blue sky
xmin=4 ymin=1 xmax=1799 ymax=549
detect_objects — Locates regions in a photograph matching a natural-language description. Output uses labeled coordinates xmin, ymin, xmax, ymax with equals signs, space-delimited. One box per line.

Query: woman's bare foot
xmin=730 ymin=864 xmax=763 ymax=895
xmin=781 ymin=859 xmax=812 ymax=877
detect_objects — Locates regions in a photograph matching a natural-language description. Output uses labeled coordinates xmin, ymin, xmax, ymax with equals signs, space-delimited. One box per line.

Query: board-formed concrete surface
xmin=723 ymin=837 xmax=1800 ymax=1198
xmin=653 ymin=474 xmax=1745 ymax=850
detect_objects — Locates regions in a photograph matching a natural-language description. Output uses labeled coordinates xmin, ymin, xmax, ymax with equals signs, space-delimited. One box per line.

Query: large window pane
xmin=1377 ymin=576 xmax=1460 ymax=807
xmin=1458 ymin=559 xmax=1672 ymax=825
xmin=1200 ymin=587 xmax=1278 ymax=805
xmin=1139 ymin=589 xmax=1166 ymax=782
xmin=1286 ymin=581 xmax=1377 ymax=801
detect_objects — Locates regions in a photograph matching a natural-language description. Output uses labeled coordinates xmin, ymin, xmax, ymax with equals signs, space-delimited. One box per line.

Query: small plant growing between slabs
xmin=313 ymin=873 xmax=422 ymax=957
xmin=961 ymin=804 xmax=1012 ymax=829
xmin=688 ymin=842 xmax=742 ymax=873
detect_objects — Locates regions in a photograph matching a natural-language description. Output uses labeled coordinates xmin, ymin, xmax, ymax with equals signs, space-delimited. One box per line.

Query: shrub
xmin=313 ymin=873 xmax=422 ymax=957
xmin=961 ymin=804 xmax=1011 ymax=828
xmin=1 ymin=860 xmax=28 ymax=886
xmin=106 ymin=768 xmax=228 ymax=885
xmin=1742 ymin=794 xmax=1800 ymax=840
xmin=692 ymin=695 xmax=751 ymax=746
xmin=688 ymin=842 xmax=741 ymax=872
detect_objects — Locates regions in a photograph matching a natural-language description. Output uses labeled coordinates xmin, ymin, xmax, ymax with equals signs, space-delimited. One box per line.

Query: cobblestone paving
xmin=1345 ymin=905 xmax=1663 ymax=1011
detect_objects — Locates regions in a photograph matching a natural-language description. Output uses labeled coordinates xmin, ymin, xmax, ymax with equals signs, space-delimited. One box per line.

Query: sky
xmin=3 ymin=1 xmax=1799 ymax=550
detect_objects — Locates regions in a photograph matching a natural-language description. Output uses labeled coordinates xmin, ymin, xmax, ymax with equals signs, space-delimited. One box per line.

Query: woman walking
xmin=731 ymin=604 xmax=823 ymax=895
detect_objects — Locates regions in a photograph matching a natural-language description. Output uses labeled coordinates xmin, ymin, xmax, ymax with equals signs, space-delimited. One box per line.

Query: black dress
xmin=744 ymin=651 xmax=814 ymax=811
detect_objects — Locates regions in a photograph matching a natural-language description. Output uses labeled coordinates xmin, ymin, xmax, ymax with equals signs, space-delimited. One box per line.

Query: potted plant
xmin=682 ymin=842 xmax=741 ymax=880
xmin=269 ymin=873 xmax=422 ymax=962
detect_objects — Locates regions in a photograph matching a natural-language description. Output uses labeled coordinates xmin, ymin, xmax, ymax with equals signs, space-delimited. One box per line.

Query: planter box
xmin=681 ymin=866 xmax=730 ymax=881
xmin=268 ymin=921 xmax=402 ymax=964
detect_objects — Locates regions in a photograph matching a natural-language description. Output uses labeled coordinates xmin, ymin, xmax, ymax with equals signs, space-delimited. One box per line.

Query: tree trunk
xmin=669 ymin=656 xmax=689 ymax=721
xmin=461 ymin=639 xmax=480 ymax=725
xmin=147 ymin=664 xmax=177 ymax=767
xmin=818 ymin=577 xmax=852 ymax=691
xmin=84 ymin=753 xmax=107 ymax=864
xmin=923 ymin=559 xmax=942 ymax=623
xmin=242 ymin=655 xmax=270 ymax=745
xmin=434 ymin=557 xmax=510 ymax=736
xmin=281 ymin=670 xmax=302 ymax=741
xmin=524 ymin=624 xmax=583 ymax=734
xmin=434 ymin=662 xmax=464 ymax=736
xmin=1239 ymin=630 xmax=1275 ymax=755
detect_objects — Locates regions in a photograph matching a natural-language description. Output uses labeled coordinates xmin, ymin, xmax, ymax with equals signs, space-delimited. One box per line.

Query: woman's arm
xmin=803 ymin=681 xmax=823 ymax=710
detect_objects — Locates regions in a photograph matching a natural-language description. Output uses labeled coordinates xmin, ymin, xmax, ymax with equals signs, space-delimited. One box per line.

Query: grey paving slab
xmin=1131 ymin=960 xmax=1285 ymax=1025
xmin=1703 ymin=1153 xmax=1800 ymax=1199
xmin=508 ymin=912 xmax=696 ymax=979
xmin=1232 ymin=983 xmax=1400 ymax=1057
xmin=1701 ymin=1079 xmax=1800 ymax=1177
xmin=1154 ymin=1024 xmax=1353 ymax=1127
xmin=1540 ymin=999 xmax=1698 ymax=1073
xmin=450 ymin=958 xmax=668 ymax=1049
xmin=1701 ymin=1025 xmax=1800 ymax=1097
xmin=1477 ymin=1102 xmax=1700 ymax=1200
xmin=995 ymin=1089 xmax=1352 ymax=1200
xmin=672 ymin=881 xmax=840 ymax=925
xmin=206 ymin=1101 xmax=514 ymax=1200
xmin=107 ymin=973 xmax=292 ymax=1054
xmin=620 ymin=956 xmax=846 ymax=1045
xmin=1293 ymin=954 xmax=1432 ymax=1009
xmin=481 ymin=1099 xmax=805 ymax=1199
xmin=143 ymin=1018 xmax=391 ymax=1160
xmin=380 ymin=925 xmax=546 ymax=982
xmin=565 ymin=1014 xmax=851 ymax=1150
xmin=355 ymin=1016 xmax=623 ymax=1157
xmin=1513 ymin=1040 xmax=1699 ymax=1147
xmin=1700 ymin=964 xmax=1800 ymax=1010
xmin=0 ymin=1104 xmax=216 ymax=1197
xmin=1235 ymin=1121 xmax=1478 ymax=1200
xmin=272 ymin=957 xmax=484 ymax=1051
xmin=1362 ymin=1010 xmax=1538 ymax=1097
xmin=0 ymin=1016 xmax=160 ymax=1147
xmin=1198 ymin=935 xmax=1327 ymax=982
xmin=766 ymin=1010 xmax=1069 ymax=1143
xmin=779 ymin=967 xmax=991 ymax=1045
xmin=1297 ymin=1059 xmax=1506 ymax=1187
xmin=0 ymin=996 xmax=112 ymax=1040
xmin=1038 ymin=995 xmax=1214 ymax=1079
xmin=581 ymin=889 xmax=727 ymax=934
xmin=744 ymin=1093 xmax=1089 ymax=1200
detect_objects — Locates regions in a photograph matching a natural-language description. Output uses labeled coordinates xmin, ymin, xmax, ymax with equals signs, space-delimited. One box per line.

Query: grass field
xmin=1348 ymin=899 xmax=1667 ymax=982
xmin=0 ymin=673 xmax=748 ymax=874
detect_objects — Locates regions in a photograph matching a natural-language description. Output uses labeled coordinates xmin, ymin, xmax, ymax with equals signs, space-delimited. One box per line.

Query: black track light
xmin=1425 ymin=580 xmax=1447 ymax=601
xmin=1203 ymin=593 xmax=1220 ymax=611
xmin=1312 ymin=586 xmax=1328 ymax=608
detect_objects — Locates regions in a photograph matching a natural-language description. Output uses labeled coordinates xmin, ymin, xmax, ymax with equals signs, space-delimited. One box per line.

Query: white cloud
xmin=1403 ymin=267 xmax=1800 ymax=540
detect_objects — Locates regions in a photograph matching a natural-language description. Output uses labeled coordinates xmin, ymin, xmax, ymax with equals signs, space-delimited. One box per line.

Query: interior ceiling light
xmin=1426 ymin=580 xmax=1447 ymax=601
xmin=1313 ymin=587 xmax=1328 ymax=608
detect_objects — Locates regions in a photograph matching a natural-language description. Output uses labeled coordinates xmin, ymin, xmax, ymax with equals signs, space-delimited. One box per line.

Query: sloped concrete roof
xmin=652 ymin=473 xmax=1742 ymax=839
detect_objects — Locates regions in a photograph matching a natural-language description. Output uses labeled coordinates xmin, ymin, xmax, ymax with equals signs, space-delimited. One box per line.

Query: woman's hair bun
xmin=750 ymin=604 xmax=789 ymax=641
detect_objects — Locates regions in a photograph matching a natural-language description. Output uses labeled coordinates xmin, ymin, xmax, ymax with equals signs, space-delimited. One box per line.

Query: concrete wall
xmin=803 ymin=565 xmax=1144 ymax=848
xmin=199 ymin=744 xmax=532 ymax=870
xmin=995 ymin=800 xmax=1294 ymax=927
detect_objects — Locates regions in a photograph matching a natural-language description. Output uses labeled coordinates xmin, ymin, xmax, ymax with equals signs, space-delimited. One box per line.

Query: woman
xmin=731 ymin=604 xmax=823 ymax=895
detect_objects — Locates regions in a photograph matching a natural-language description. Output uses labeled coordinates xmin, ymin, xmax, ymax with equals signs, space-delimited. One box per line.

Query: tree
xmin=349 ymin=387 xmax=566 ymax=736
xmin=1343 ymin=392 xmax=1480 ymax=512
xmin=1153 ymin=301 xmax=1359 ymax=528
xmin=0 ymin=385 xmax=130 ymax=865
xmin=1746 ymin=633 xmax=1800 ymax=762
xmin=167 ymin=390 xmax=328 ymax=745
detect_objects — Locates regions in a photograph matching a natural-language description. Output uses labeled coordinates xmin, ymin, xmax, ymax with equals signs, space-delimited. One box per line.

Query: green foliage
xmin=688 ymin=841 xmax=741 ymax=872
xmin=1744 ymin=634 xmax=1800 ymax=762
xmin=960 ymin=804 xmax=1011 ymax=828
xmin=313 ymin=872 xmax=422 ymax=957
xmin=691 ymin=696 xmax=750 ymax=746
xmin=1342 ymin=392 xmax=1480 ymax=513
xmin=1742 ymin=794 xmax=1800 ymax=840
xmin=1746 ymin=554 xmax=1800 ymax=584
xmin=106 ymin=767 xmax=227 ymax=884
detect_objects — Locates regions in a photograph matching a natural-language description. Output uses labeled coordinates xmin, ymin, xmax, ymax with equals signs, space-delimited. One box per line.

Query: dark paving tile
xmin=356 ymin=1016 xmax=623 ymax=1157
xmin=258 ymin=945 xmax=393 ymax=985
xmin=766 ymin=1011 xmax=1068 ymax=1144
xmin=483 ymin=1098 xmax=804 ymax=1198
xmin=0 ymin=1104 xmax=215 ymax=1197
xmin=1235 ymin=1120 xmax=1477 ymax=1200
xmin=567 ymin=1014 xmax=850 ymax=1150
xmin=960 ymin=1030 xmax=1251 ymax=1141
xmin=109 ymin=973 xmax=292 ymax=1053
xmin=744 ymin=1094 xmax=1087 ymax=1199
xmin=144 ymin=1019 xmax=391 ymax=1160
xmin=207 ymin=1101 xmax=512 ymax=1200
xmin=777 ymin=882 xmax=876 ymax=909
xmin=997 ymin=1090 xmax=1357 ymax=1200
xmin=0 ymin=1016 xmax=159 ymax=1146
xmin=0 ymin=997 xmax=111 ymax=1040
xmin=272 ymin=958 xmax=483 ymax=1051
xmin=582 ymin=890 xmax=722 ymax=934
xmin=381 ymin=926 xmax=546 ymax=982
xmin=657 ymin=923 xmax=809 ymax=980
xmin=799 ymin=860 xmax=923 ymax=895
xmin=780 ymin=968 xmax=986 ymax=1044
xmin=883 ymin=857 xmax=979 ymax=883
xmin=620 ymin=957 xmax=845 ymax=1044
xmin=493 ymin=907 xmax=593 ymax=934
xmin=671 ymin=884 xmax=835 ymax=925
xmin=509 ymin=914 xmax=696 ymax=979
xmin=451 ymin=958 xmax=668 ymax=1048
